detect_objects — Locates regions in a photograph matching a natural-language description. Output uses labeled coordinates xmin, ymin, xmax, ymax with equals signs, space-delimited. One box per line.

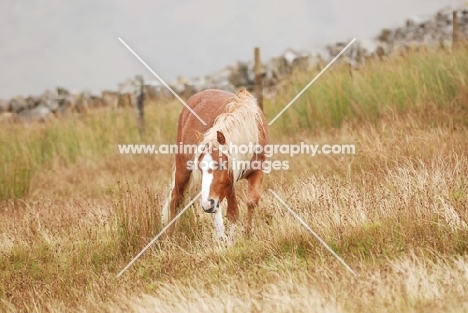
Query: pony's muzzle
xmin=203 ymin=199 xmax=218 ymax=213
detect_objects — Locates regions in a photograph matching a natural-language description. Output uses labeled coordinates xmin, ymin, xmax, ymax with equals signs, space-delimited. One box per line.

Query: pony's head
xmin=197 ymin=131 xmax=232 ymax=213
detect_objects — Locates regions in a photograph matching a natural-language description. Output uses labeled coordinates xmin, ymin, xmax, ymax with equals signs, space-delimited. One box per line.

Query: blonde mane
xmin=195 ymin=88 xmax=262 ymax=182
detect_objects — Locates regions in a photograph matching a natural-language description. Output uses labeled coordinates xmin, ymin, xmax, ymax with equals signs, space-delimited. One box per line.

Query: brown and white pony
xmin=161 ymin=88 xmax=269 ymax=242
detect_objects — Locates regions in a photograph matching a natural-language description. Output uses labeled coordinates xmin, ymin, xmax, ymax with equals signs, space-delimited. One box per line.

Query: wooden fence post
xmin=453 ymin=11 xmax=459 ymax=49
xmin=134 ymin=75 xmax=145 ymax=135
xmin=254 ymin=47 xmax=264 ymax=111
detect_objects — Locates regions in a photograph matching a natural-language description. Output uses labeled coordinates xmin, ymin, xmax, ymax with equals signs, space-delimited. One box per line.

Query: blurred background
xmin=0 ymin=0 xmax=460 ymax=99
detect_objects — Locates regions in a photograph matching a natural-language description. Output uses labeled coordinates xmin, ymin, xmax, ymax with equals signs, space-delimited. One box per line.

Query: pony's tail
xmin=161 ymin=165 xmax=176 ymax=227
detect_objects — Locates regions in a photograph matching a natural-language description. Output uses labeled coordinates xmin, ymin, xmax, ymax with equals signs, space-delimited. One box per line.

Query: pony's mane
xmin=195 ymin=88 xmax=262 ymax=182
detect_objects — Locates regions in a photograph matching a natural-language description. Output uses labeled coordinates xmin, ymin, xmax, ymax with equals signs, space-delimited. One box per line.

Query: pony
xmin=161 ymin=88 xmax=269 ymax=242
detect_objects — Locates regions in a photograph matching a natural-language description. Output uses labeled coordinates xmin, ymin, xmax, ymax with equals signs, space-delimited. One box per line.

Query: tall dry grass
xmin=0 ymin=48 xmax=467 ymax=312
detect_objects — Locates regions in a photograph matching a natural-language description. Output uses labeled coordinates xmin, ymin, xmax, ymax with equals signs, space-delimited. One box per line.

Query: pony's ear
xmin=195 ymin=131 xmax=204 ymax=142
xmin=217 ymin=131 xmax=226 ymax=145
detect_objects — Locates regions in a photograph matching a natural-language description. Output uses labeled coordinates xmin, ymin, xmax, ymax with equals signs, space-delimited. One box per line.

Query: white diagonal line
xmin=269 ymin=189 xmax=357 ymax=276
xmin=268 ymin=38 xmax=356 ymax=125
xmin=118 ymin=37 xmax=207 ymax=126
xmin=117 ymin=189 xmax=205 ymax=277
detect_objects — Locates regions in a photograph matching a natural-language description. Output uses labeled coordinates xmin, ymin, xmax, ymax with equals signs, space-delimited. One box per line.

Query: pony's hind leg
xmin=245 ymin=170 xmax=263 ymax=236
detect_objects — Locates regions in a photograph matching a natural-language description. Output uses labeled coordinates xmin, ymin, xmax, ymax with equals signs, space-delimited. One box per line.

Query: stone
xmin=378 ymin=29 xmax=393 ymax=42
xmin=26 ymin=96 xmax=39 ymax=109
xmin=17 ymin=105 xmax=53 ymax=122
xmin=57 ymin=87 xmax=70 ymax=96
xmin=42 ymin=98 xmax=60 ymax=112
xmin=9 ymin=96 xmax=28 ymax=113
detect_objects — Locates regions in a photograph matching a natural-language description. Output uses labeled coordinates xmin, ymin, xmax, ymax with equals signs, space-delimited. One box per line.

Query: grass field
xmin=1 ymin=48 xmax=467 ymax=312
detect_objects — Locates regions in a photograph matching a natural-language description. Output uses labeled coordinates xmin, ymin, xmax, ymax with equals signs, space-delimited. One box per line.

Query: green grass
xmin=0 ymin=103 xmax=179 ymax=200
xmin=265 ymin=48 xmax=468 ymax=136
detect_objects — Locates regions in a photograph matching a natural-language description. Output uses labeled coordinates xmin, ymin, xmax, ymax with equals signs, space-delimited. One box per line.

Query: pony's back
xmin=177 ymin=88 xmax=268 ymax=152
xmin=177 ymin=89 xmax=236 ymax=147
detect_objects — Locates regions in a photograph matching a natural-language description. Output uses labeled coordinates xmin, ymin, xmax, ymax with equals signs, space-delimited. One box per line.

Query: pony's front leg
xmin=226 ymin=189 xmax=239 ymax=242
xmin=213 ymin=205 xmax=228 ymax=242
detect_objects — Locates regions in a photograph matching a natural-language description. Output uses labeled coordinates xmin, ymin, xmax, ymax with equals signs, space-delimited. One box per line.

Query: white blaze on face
xmin=200 ymin=153 xmax=214 ymax=210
